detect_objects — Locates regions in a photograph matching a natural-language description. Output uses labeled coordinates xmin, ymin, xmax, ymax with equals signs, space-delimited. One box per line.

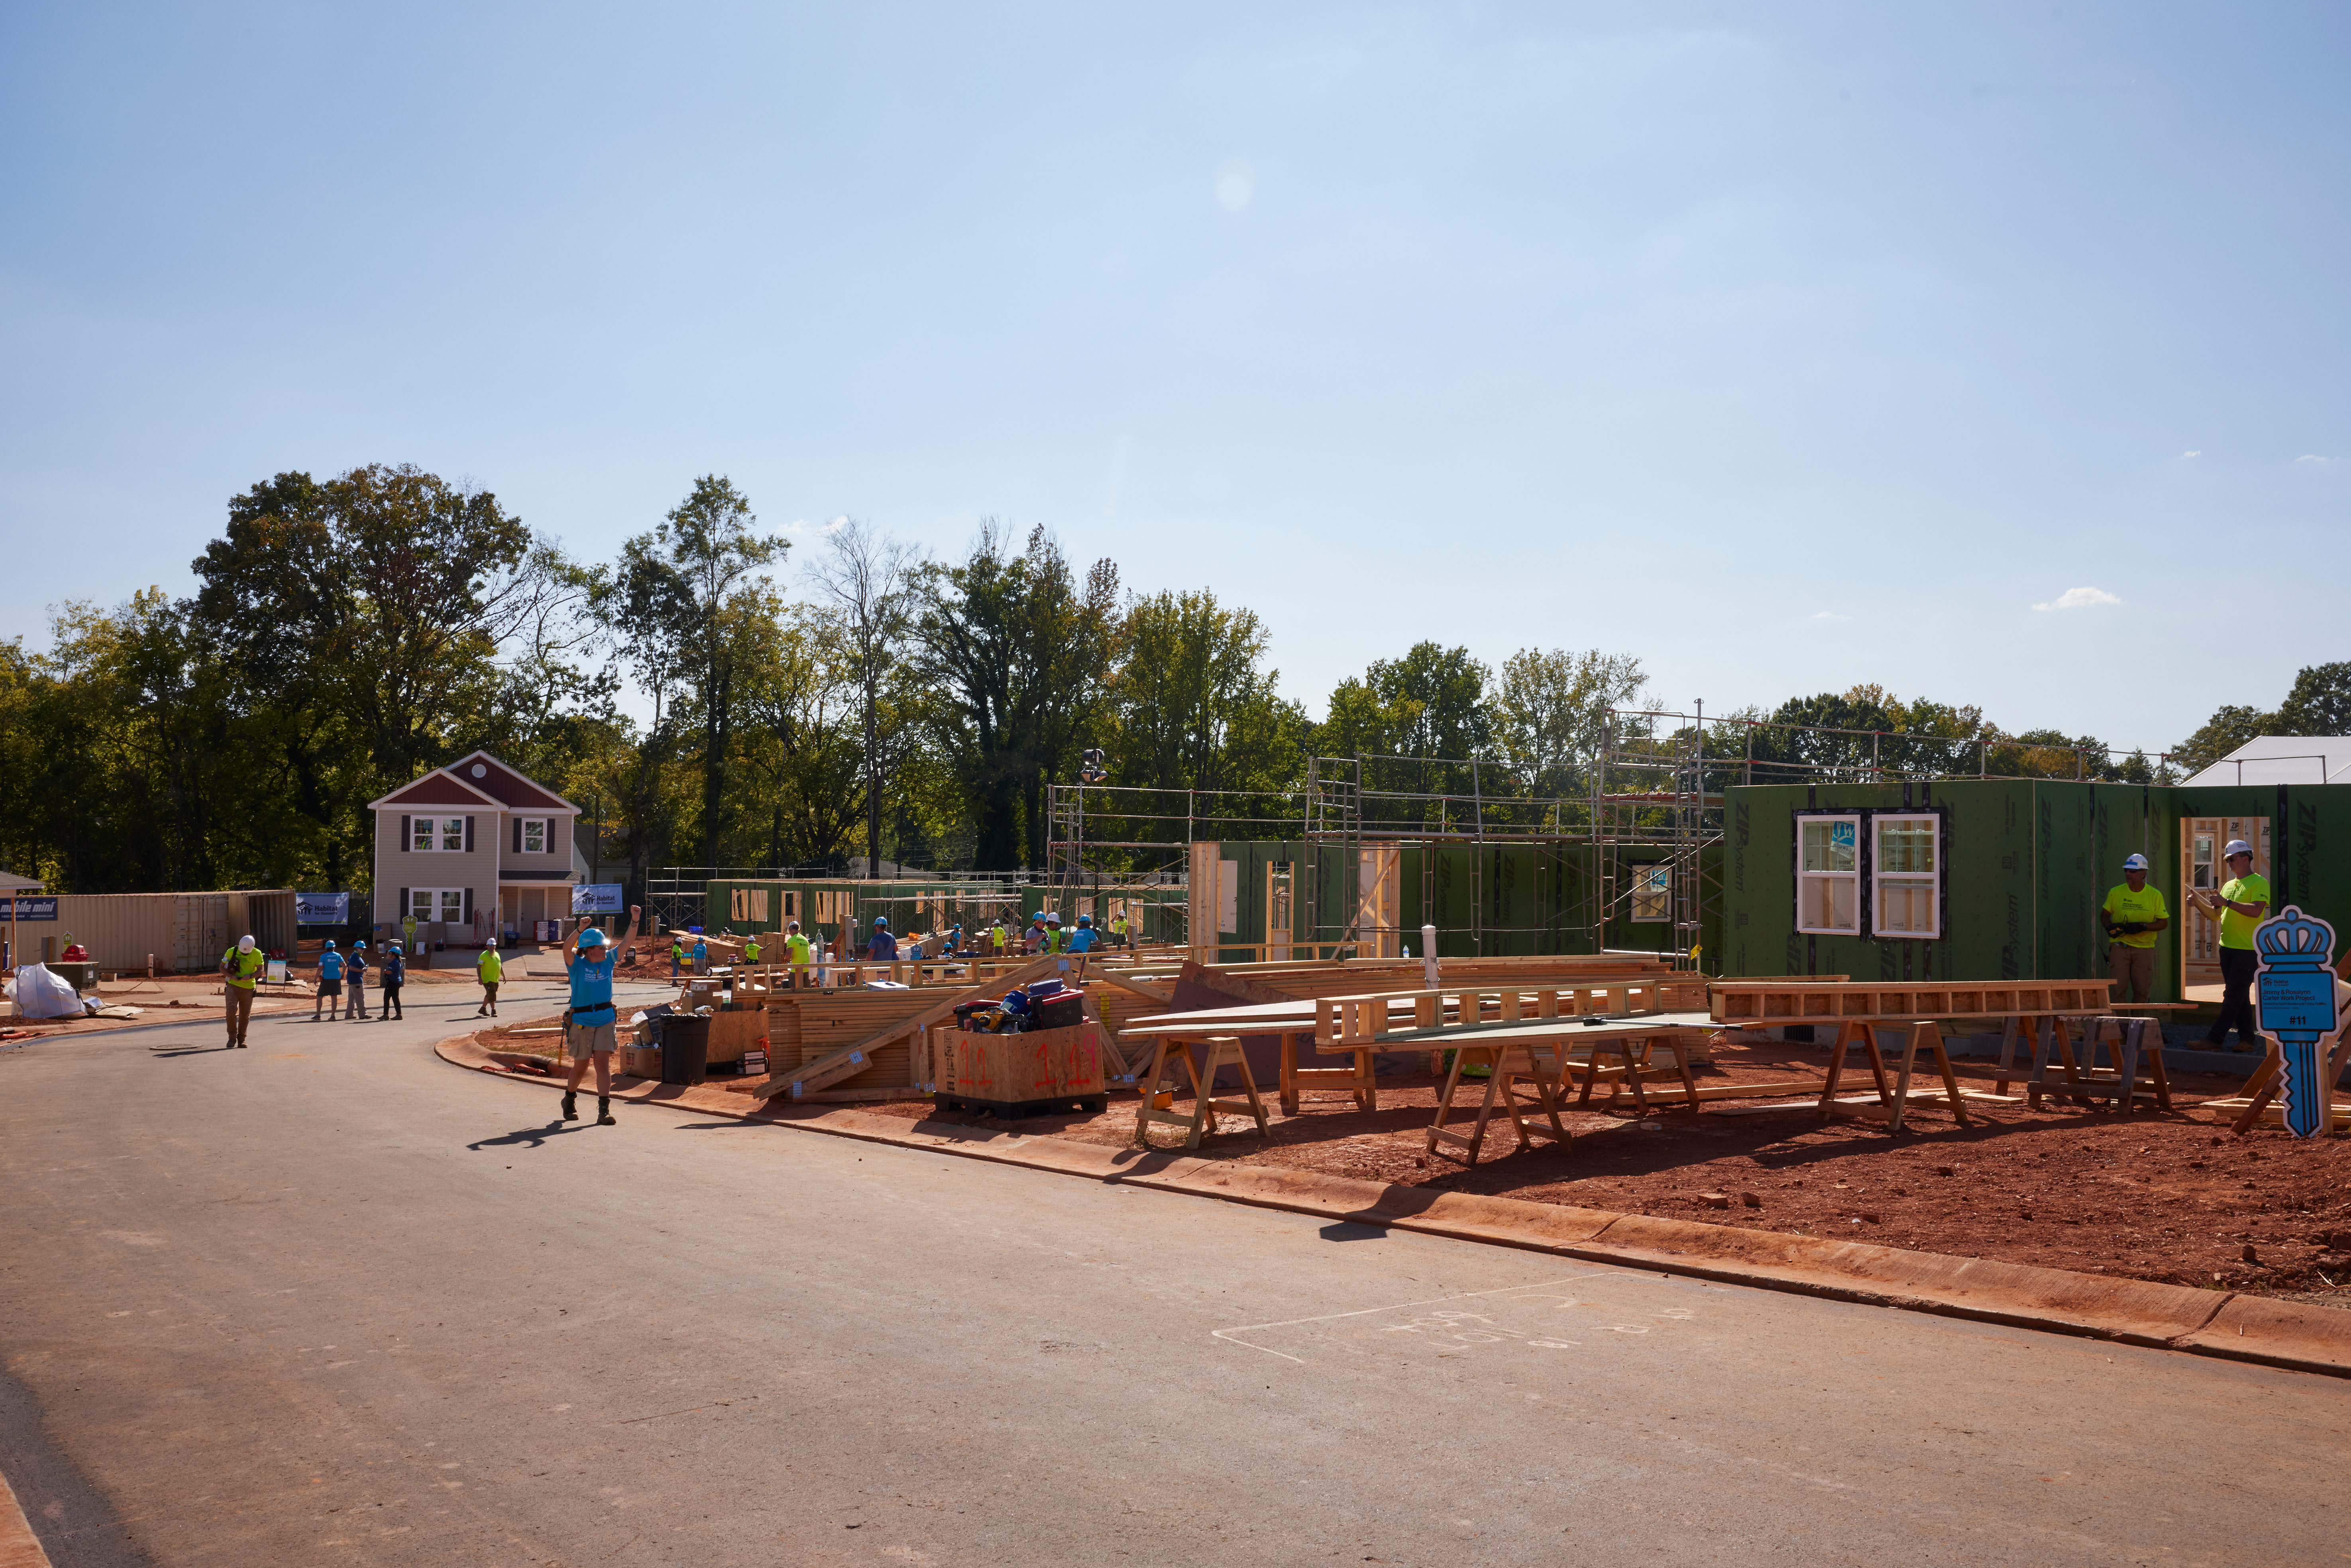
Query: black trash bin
xmin=661 ymin=1015 xmax=711 ymax=1086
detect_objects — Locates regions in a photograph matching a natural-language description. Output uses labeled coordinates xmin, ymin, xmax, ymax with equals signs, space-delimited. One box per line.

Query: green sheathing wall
xmin=1723 ymin=780 xmax=2190 ymax=993
xmin=2175 ymin=783 xmax=2351 ymax=936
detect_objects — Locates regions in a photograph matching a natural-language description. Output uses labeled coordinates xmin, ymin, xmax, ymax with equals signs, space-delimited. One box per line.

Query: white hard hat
xmin=237 ymin=935 xmax=255 ymax=953
xmin=2121 ymin=854 xmax=2149 ymax=872
xmin=2224 ymin=839 xmax=2253 ymax=859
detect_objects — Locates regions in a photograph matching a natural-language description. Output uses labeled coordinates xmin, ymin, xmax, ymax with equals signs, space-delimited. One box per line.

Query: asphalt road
xmin=2 ymin=982 xmax=2345 ymax=1568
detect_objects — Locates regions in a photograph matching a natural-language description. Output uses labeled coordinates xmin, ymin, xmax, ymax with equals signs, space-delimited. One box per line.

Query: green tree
xmin=809 ymin=519 xmax=920 ymax=877
xmin=1491 ymin=648 xmax=1647 ymax=795
xmin=2274 ymin=663 xmax=2351 ymax=737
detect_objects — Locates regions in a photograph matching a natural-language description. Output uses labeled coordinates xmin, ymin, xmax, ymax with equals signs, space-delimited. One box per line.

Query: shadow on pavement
xmin=467 ymin=1122 xmax=599 ymax=1151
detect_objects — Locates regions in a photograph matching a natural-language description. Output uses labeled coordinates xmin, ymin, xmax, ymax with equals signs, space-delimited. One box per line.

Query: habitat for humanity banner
xmin=0 ymin=897 xmax=58 ymax=920
xmin=572 ymin=883 xmax=625 ymax=916
xmin=296 ymin=891 xmax=350 ymax=925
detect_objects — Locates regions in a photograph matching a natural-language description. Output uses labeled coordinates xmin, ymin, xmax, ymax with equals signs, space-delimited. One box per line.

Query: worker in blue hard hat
xmin=868 ymin=914 xmax=899 ymax=963
xmin=2100 ymin=852 xmax=2168 ymax=1005
xmin=560 ymin=903 xmax=640 ymax=1125
xmin=312 ymin=940 xmax=344 ymax=1022
xmin=1064 ymin=913 xmax=1101 ymax=955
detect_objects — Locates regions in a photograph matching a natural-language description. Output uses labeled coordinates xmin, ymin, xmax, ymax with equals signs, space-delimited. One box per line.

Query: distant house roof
xmin=443 ymin=751 xmax=577 ymax=812
xmin=366 ymin=752 xmax=578 ymax=813
xmin=0 ymin=869 xmax=43 ymax=893
xmin=372 ymin=772 xmax=501 ymax=810
xmin=2180 ymin=736 xmax=2351 ymax=788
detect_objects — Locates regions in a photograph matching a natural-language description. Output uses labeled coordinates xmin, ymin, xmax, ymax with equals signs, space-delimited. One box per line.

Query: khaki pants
xmin=2107 ymin=943 xmax=2155 ymax=1004
xmin=226 ymin=985 xmax=256 ymax=1044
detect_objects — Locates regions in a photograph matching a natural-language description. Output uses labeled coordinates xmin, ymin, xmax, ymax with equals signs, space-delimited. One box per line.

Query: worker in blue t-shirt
xmin=1065 ymin=915 xmax=1102 ymax=954
xmin=313 ymin=941 xmax=345 ymax=1022
xmin=561 ymin=904 xmax=640 ymax=1126
xmin=868 ymin=915 xmax=899 ymax=962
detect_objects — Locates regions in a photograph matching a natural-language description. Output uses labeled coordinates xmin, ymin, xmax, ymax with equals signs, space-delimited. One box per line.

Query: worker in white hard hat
xmin=220 ymin=934 xmax=265 ymax=1048
xmin=560 ymin=903 xmax=640 ymax=1125
xmin=2100 ymin=852 xmax=2168 ymax=1005
xmin=2186 ymin=838 xmax=2269 ymax=1050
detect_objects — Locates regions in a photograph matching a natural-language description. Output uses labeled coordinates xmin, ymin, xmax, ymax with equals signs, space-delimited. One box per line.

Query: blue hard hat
xmin=388 ymin=941 xmax=402 ymax=952
xmin=578 ymin=926 xmax=608 ymax=948
xmin=874 ymin=915 xmax=889 ymax=927
xmin=323 ymin=940 xmax=336 ymax=949
xmin=1077 ymin=915 xmax=1092 ymax=926
xmin=354 ymin=940 xmax=366 ymax=950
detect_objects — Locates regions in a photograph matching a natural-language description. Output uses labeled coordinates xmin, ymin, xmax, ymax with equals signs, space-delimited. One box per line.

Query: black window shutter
xmin=464 ymin=886 xmax=473 ymax=922
xmin=399 ymin=815 xmax=409 ymax=851
xmin=513 ymin=818 xmax=522 ymax=854
xmin=465 ymin=816 xmax=475 ymax=853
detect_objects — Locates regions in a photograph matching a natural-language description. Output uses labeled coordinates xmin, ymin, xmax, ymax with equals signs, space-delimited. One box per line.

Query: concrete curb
xmin=435 ymin=1032 xmax=2351 ymax=1380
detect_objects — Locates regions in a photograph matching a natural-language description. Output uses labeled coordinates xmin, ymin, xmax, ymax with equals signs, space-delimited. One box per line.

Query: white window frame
xmin=520 ymin=816 xmax=549 ymax=855
xmin=410 ymin=887 xmax=464 ymax=924
xmin=1795 ymin=813 xmax=1862 ymax=936
xmin=1629 ymin=864 xmax=1671 ymax=923
xmin=411 ymin=816 xmax=465 ymax=852
xmin=1870 ymin=813 xmax=1943 ymax=941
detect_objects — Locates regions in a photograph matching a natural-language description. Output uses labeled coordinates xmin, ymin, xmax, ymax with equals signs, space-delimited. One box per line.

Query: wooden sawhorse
xmin=1566 ymin=1029 xmax=1705 ymax=1115
xmin=2016 ymin=1015 xmax=2171 ymax=1112
xmin=1277 ymin=1030 xmax=1376 ymax=1115
xmin=1425 ymin=1040 xmax=1573 ymax=1168
xmin=1131 ymin=1034 xmax=1271 ymax=1150
xmin=1815 ymin=1019 xmax=1972 ymax=1132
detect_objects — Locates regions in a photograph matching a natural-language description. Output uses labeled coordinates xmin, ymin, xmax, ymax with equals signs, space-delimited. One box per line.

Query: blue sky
xmin=3 ymin=1 xmax=2344 ymax=754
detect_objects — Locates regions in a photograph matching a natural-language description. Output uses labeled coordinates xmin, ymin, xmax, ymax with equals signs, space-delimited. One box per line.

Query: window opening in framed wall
xmin=1630 ymin=864 xmax=1671 ymax=922
xmin=1796 ymin=814 xmax=1861 ymax=935
xmin=1872 ymin=814 xmax=1941 ymax=939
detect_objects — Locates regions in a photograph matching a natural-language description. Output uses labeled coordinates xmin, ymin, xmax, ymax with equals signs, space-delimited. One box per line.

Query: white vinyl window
xmin=409 ymin=888 xmax=464 ymax=924
xmin=1630 ymin=864 xmax=1671 ymax=922
xmin=1872 ymin=814 xmax=1942 ymax=939
xmin=411 ymin=816 xmax=465 ymax=852
xmin=521 ymin=817 xmax=548 ymax=855
xmin=1797 ymin=814 xmax=1861 ymax=934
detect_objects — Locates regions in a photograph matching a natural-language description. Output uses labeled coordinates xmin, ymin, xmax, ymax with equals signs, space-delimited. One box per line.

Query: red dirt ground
xmin=858 ymin=1036 xmax=2351 ymax=1302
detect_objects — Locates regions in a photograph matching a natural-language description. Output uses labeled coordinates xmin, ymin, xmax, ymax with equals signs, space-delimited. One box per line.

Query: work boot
xmin=562 ymin=1091 xmax=578 ymax=1121
xmin=597 ymin=1096 xmax=615 ymax=1126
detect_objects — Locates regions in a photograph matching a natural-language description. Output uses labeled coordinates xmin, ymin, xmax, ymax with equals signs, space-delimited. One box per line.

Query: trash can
xmin=660 ymin=1015 xmax=711 ymax=1086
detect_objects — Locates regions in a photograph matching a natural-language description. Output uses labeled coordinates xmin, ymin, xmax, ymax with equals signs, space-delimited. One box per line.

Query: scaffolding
xmin=1043 ymin=705 xmax=2171 ymax=972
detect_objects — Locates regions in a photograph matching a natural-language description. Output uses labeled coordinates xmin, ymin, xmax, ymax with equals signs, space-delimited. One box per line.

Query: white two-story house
xmin=368 ymin=751 xmax=583 ymax=946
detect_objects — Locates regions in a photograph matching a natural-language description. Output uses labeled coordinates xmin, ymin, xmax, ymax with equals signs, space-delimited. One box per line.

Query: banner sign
xmin=572 ymin=883 xmax=625 ymax=916
xmin=0 ymin=897 xmax=57 ymax=921
xmin=2255 ymin=906 xmax=2341 ymax=1139
xmin=295 ymin=891 xmax=350 ymax=925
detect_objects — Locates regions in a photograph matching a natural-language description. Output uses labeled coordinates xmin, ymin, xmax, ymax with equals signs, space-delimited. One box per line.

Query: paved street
xmin=2 ymin=986 xmax=2344 ymax=1567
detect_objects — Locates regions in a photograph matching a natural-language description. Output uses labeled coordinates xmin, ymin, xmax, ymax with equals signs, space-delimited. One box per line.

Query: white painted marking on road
xmin=1212 ymin=1274 xmax=1615 ymax=1362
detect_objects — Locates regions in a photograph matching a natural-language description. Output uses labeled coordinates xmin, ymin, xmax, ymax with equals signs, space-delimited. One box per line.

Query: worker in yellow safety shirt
xmin=2099 ymin=852 xmax=2169 ymax=1004
xmin=670 ymin=937 xmax=684 ymax=977
xmin=990 ymin=919 xmax=1008 ymax=954
xmin=783 ymin=920 xmax=813 ymax=987
xmin=476 ymin=942 xmax=504 ymax=1019
xmin=2186 ymin=838 xmax=2269 ymax=1051
xmin=220 ymin=935 xmax=265 ymax=1048
xmin=1110 ymin=911 xmax=1128 ymax=947
xmin=744 ymin=934 xmax=762 ymax=966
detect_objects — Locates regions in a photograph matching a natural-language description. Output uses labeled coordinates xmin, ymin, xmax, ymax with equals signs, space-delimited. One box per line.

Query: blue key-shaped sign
xmin=2254 ymin=906 xmax=2340 ymax=1139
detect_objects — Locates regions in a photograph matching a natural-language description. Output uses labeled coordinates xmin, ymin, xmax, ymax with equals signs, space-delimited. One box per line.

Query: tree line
xmin=1 ymin=462 xmax=2313 ymax=897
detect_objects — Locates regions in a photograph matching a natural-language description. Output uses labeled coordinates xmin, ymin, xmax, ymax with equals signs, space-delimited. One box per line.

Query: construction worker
xmin=476 ymin=940 xmax=503 ymax=1018
xmin=869 ymin=915 xmax=899 ymax=962
xmin=784 ymin=920 xmax=813 ymax=987
xmin=560 ymin=904 xmax=640 ymax=1126
xmin=219 ymin=934 xmax=264 ymax=1048
xmin=1045 ymin=913 xmax=1066 ymax=953
xmin=380 ymin=940 xmax=407 ymax=1020
xmin=744 ymin=932 xmax=762 ymax=966
xmin=1110 ymin=909 xmax=1129 ymax=947
xmin=2188 ymin=839 xmax=2270 ymax=1050
xmin=313 ymin=940 xmax=344 ymax=1022
xmin=1023 ymin=916 xmax=1049 ymax=954
xmin=990 ymin=918 xmax=1008 ymax=956
xmin=670 ymin=934 xmax=684 ymax=977
xmin=346 ymin=941 xmax=370 ymax=1021
xmin=2100 ymin=853 xmax=2169 ymax=1005
xmin=691 ymin=935 xmax=709 ymax=975
xmin=1065 ymin=914 xmax=1101 ymax=954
